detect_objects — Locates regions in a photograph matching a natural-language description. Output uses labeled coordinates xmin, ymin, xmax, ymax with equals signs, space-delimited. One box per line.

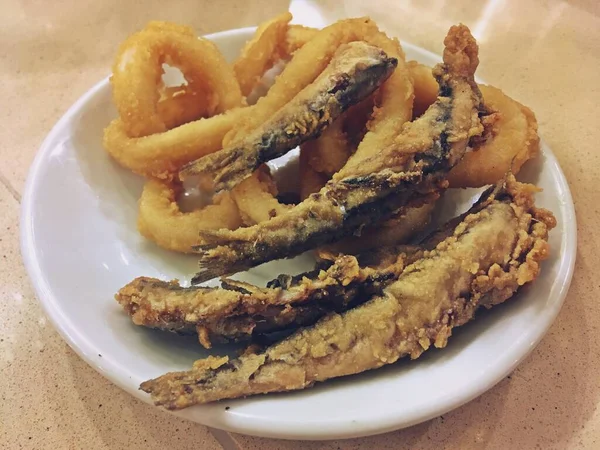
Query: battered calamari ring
xmin=334 ymin=30 xmax=413 ymax=179
xmin=299 ymin=93 xmax=375 ymax=181
xmin=137 ymin=179 xmax=242 ymax=253
xmin=111 ymin=21 xmax=243 ymax=138
xmin=156 ymin=86 xmax=213 ymax=130
xmin=303 ymin=116 xmax=352 ymax=177
xmin=230 ymin=167 xmax=291 ymax=226
xmin=103 ymin=107 xmax=251 ymax=180
xmin=408 ymin=61 xmax=439 ymax=118
xmin=283 ymin=25 xmax=318 ymax=55
xmin=233 ymin=12 xmax=292 ymax=97
xmin=299 ymin=146 xmax=328 ymax=201
xmin=294 ymin=23 xmax=417 ymax=249
xmin=274 ymin=23 xmax=415 ymax=181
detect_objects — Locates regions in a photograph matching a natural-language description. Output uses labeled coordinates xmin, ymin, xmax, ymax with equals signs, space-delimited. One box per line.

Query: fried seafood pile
xmin=104 ymin=14 xmax=554 ymax=408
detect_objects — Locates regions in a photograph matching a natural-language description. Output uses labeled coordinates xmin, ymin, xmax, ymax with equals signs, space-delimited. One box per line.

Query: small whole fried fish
xmin=179 ymin=41 xmax=398 ymax=192
xmin=116 ymin=245 xmax=418 ymax=348
xmin=139 ymin=175 xmax=556 ymax=409
xmin=191 ymin=24 xmax=486 ymax=283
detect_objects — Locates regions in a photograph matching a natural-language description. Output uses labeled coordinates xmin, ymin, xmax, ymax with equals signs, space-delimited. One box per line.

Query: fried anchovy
xmin=191 ymin=25 xmax=485 ymax=283
xmin=117 ymin=189 xmax=483 ymax=347
xmin=179 ymin=41 xmax=398 ymax=191
xmin=116 ymin=245 xmax=418 ymax=348
xmin=140 ymin=175 xmax=557 ymax=409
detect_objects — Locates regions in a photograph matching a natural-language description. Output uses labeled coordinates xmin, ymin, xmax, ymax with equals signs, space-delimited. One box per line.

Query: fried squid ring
xmin=233 ymin=12 xmax=292 ymax=97
xmin=111 ymin=21 xmax=243 ymax=138
xmin=298 ymin=93 xmax=376 ymax=199
xmin=299 ymin=147 xmax=329 ymax=201
xmin=283 ymin=25 xmax=319 ymax=55
xmin=334 ymin=30 xmax=413 ymax=179
xmin=156 ymin=86 xmax=212 ymax=130
xmin=103 ymin=107 xmax=251 ymax=180
xmin=295 ymin=27 xmax=417 ymax=251
xmin=302 ymin=116 xmax=352 ymax=177
xmin=408 ymin=61 xmax=439 ymax=118
xmin=230 ymin=167 xmax=291 ymax=226
xmin=105 ymin=21 xmax=251 ymax=179
xmin=137 ymin=179 xmax=242 ymax=253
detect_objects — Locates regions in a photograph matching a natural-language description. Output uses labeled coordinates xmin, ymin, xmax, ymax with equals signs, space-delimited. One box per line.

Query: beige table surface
xmin=2 ymin=0 xmax=599 ymax=448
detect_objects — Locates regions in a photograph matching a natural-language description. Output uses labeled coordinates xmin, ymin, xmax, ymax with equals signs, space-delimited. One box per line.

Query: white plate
xmin=20 ymin=27 xmax=576 ymax=440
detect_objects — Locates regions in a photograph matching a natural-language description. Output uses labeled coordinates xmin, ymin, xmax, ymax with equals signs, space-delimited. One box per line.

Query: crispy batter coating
xmin=222 ymin=18 xmax=393 ymax=146
xmin=116 ymin=246 xmax=416 ymax=347
xmin=110 ymin=21 xmax=243 ymax=138
xmin=407 ymin=62 xmax=540 ymax=188
xmin=233 ymin=12 xmax=292 ymax=97
xmin=180 ymin=41 xmax=398 ymax=191
xmin=140 ymin=175 xmax=556 ymax=408
xmin=191 ymin=24 xmax=485 ymax=282
xmin=448 ymin=85 xmax=540 ymax=187
xmin=320 ymin=200 xmax=436 ymax=255
xmin=137 ymin=179 xmax=242 ymax=253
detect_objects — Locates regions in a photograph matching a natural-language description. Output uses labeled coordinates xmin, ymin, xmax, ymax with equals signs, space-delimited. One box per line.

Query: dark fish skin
xmin=117 ymin=172 xmax=507 ymax=348
xmin=190 ymin=25 xmax=486 ymax=283
xmin=139 ymin=174 xmax=557 ymax=409
xmin=115 ymin=246 xmax=417 ymax=348
xmin=179 ymin=41 xmax=398 ymax=192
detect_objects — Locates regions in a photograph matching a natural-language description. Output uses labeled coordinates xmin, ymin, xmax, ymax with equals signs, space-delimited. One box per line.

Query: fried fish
xmin=118 ymin=161 xmax=509 ymax=348
xmin=140 ymin=175 xmax=556 ymax=408
xmin=179 ymin=41 xmax=398 ymax=191
xmin=116 ymin=245 xmax=418 ymax=348
xmin=190 ymin=24 xmax=486 ymax=283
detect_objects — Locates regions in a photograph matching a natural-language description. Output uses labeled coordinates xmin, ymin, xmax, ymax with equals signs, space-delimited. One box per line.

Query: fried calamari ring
xmin=283 ymin=25 xmax=318 ymax=55
xmin=156 ymin=86 xmax=213 ymax=130
xmin=233 ymin=12 xmax=292 ymax=97
xmin=105 ymin=21 xmax=253 ymax=179
xmin=103 ymin=107 xmax=251 ymax=180
xmin=299 ymin=94 xmax=376 ymax=198
xmin=302 ymin=117 xmax=352 ymax=177
xmin=223 ymin=18 xmax=392 ymax=146
xmin=448 ymin=85 xmax=540 ymax=187
xmin=299 ymin=146 xmax=328 ymax=201
xmin=296 ymin=28 xmax=416 ymax=248
xmin=230 ymin=167 xmax=291 ymax=226
xmin=408 ymin=61 xmax=439 ymax=118
xmin=138 ymin=179 xmax=242 ymax=253
xmin=111 ymin=21 xmax=243 ymax=138
xmin=342 ymin=94 xmax=377 ymax=147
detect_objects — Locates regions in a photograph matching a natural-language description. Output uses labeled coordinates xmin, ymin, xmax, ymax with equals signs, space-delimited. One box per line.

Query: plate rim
xmin=20 ymin=26 xmax=577 ymax=440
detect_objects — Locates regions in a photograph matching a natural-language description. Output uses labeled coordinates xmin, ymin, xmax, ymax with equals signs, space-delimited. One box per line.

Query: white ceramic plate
xmin=21 ymin=27 xmax=576 ymax=440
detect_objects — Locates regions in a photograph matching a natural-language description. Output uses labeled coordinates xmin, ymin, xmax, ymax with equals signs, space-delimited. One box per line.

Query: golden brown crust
xmin=140 ymin=175 xmax=556 ymax=409
xmin=180 ymin=41 xmax=398 ymax=191
xmin=116 ymin=247 xmax=416 ymax=347
xmin=191 ymin=24 xmax=485 ymax=282
xmin=233 ymin=12 xmax=292 ymax=97
xmin=448 ymin=85 xmax=540 ymax=188
xmin=136 ymin=179 xmax=242 ymax=253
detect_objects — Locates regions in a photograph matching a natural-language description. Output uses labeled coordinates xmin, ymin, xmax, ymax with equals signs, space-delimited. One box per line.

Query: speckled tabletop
xmin=2 ymin=0 xmax=598 ymax=448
